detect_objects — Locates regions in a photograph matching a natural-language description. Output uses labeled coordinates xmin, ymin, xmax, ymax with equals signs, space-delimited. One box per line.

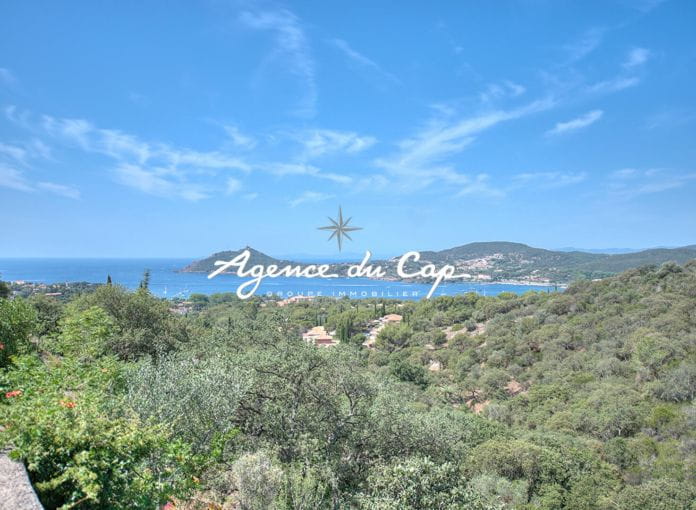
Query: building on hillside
xmin=277 ymin=295 xmax=315 ymax=307
xmin=362 ymin=313 xmax=404 ymax=349
xmin=302 ymin=325 xmax=338 ymax=347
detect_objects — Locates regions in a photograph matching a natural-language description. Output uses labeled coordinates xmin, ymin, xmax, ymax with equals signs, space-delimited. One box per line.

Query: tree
xmin=357 ymin=457 xmax=495 ymax=510
xmin=0 ymin=298 xmax=36 ymax=367
xmin=375 ymin=323 xmax=413 ymax=352
xmin=106 ymin=274 xmax=112 ymax=285
xmin=0 ymin=280 xmax=10 ymax=299
xmin=29 ymin=294 xmax=63 ymax=337
xmin=389 ymin=359 xmax=429 ymax=389
xmin=139 ymin=269 xmax=151 ymax=290
xmin=52 ymin=306 xmax=115 ymax=359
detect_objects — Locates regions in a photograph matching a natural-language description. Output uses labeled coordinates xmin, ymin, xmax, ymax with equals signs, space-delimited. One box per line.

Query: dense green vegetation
xmin=1 ymin=261 xmax=695 ymax=509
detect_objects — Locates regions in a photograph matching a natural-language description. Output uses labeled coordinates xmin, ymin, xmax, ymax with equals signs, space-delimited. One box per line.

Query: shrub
xmin=0 ymin=355 xmax=199 ymax=509
xmin=610 ymin=478 xmax=696 ymax=510
xmin=127 ymin=352 xmax=251 ymax=452
xmin=51 ymin=306 xmax=115 ymax=359
xmin=389 ymin=359 xmax=429 ymax=389
xmin=232 ymin=452 xmax=283 ymax=510
xmin=357 ymin=457 xmax=497 ymax=510
xmin=0 ymin=297 xmax=36 ymax=367
xmin=29 ymin=294 xmax=63 ymax=337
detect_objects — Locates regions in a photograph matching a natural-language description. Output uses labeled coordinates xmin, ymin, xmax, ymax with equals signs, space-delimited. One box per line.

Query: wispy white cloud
xmin=299 ymin=129 xmax=376 ymax=158
xmin=0 ymin=164 xmax=32 ymax=192
xmin=456 ymin=174 xmax=505 ymax=198
xmin=564 ymin=28 xmax=605 ymax=63
xmin=479 ymin=81 xmax=526 ymax=103
xmin=289 ymin=190 xmax=333 ymax=207
xmin=268 ymin=162 xmax=352 ymax=184
xmin=330 ymin=38 xmax=400 ymax=85
xmin=587 ymin=48 xmax=649 ymax=94
xmin=226 ymin=177 xmax=242 ymax=194
xmin=623 ymin=47 xmax=651 ymax=68
xmin=0 ymin=163 xmax=80 ymax=199
xmin=240 ymin=9 xmax=316 ymax=118
xmin=513 ymin=171 xmax=588 ymax=188
xmin=223 ymin=125 xmax=256 ymax=150
xmin=37 ymin=181 xmax=80 ymax=199
xmin=0 ymin=142 xmax=27 ymax=164
xmin=113 ymin=163 xmax=208 ymax=201
xmin=375 ymin=98 xmax=555 ymax=194
xmin=546 ymin=110 xmax=603 ymax=136
xmin=607 ymin=168 xmax=696 ymax=198
xmin=587 ymin=76 xmax=640 ymax=93
xmin=243 ymin=192 xmax=259 ymax=200
xmin=611 ymin=168 xmax=640 ymax=179
xmin=7 ymin=109 xmax=256 ymax=200
xmin=644 ymin=109 xmax=696 ymax=130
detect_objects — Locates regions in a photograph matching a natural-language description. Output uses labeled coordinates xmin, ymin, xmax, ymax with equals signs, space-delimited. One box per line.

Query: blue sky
xmin=1 ymin=0 xmax=695 ymax=257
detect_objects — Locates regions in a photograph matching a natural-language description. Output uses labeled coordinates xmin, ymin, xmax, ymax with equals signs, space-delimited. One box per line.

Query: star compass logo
xmin=317 ymin=206 xmax=362 ymax=251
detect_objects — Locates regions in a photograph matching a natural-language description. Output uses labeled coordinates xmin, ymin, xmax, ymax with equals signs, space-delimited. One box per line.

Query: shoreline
xmin=178 ymin=269 xmax=568 ymax=288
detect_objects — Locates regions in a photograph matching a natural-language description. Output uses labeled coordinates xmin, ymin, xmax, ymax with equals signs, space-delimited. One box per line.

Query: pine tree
xmin=139 ymin=269 xmax=151 ymax=290
xmin=106 ymin=275 xmax=112 ymax=285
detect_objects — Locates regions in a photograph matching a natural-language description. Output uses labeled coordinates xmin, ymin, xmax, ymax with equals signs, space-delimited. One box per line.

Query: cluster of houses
xmin=301 ymin=313 xmax=404 ymax=349
xmin=169 ymin=301 xmax=193 ymax=315
xmin=276 ymin=295 xmax=315 ymax=307
xmin=361 ymin=313 xmax=403 ymax=349
xmin=302 ymin=325 xmax=339 ymax=347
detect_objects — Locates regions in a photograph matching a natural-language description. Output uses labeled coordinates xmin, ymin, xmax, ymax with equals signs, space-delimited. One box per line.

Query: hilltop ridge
xmin=181 ymin=241 xmax=696 ymax=284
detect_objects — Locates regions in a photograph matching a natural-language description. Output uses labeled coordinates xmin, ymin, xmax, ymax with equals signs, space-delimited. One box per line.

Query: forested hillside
xmin=1 ymin=261 xmax=695 ymax=509
xmin=182 ymin=242 xmax=696 ymax=284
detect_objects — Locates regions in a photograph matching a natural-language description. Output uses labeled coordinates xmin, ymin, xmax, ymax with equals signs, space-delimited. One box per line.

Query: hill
xmin=181 ymin=242 xmax=696 ymax=284
xmin=180 ymin=246 xmax=296 ymax=273
xmin=413 ymin=241 xmax=696 ymax=282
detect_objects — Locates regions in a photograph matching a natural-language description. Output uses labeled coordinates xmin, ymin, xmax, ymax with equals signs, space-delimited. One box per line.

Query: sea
xmin=0 ymin=258 xmax=559 ymax=301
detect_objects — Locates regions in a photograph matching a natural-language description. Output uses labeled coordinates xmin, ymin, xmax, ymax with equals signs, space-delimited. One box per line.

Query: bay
xmin=0 ymin=258 xmax=557 ymax=300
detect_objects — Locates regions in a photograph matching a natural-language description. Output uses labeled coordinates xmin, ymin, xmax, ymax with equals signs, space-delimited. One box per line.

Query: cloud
xmin=0 ymin=164 xmax=32 ymax=192
xmin=37 ymin=181 xmax=80 ymax=199
xmin=623 ymin=47 xmax=650 ymax=68
xmin=587 ymin=77 xmax=640 ymax=93
xmin=0 ymin=163 xmax=80 ymax=199
xmin=456 ymin=174 xmax=505 ymax=198
xmin=268 ymin=162 xmax=352 ymax=184
xmin=226 ymin=177 xmax=242 ymax=194
xmin=289 ymin=190 xmax=333 ymax=207
xmin=564 ymin=28 xmax=605 ymax=63
xmin=223 ymin=125 xmax=256 ymax=150
xmin=587 ymin=49 xmax=648 ymax=94
xmin=8 ymin=109 xmax=255 ymax=200
xmin=299 ymin=129 xmax=376 ymax=158
xmin=240 ymin=9 xmax=316 ymax=118
xmin=611 ymin=168 xmax=639 ymax=179
xmin=607 ymin=168 xmax=696 ymax=198
xmin=113 ymin=163 xmax=208 ymax=201
xmin=243 ymin=192 xmax=259 ymax=200
xmin=479 ymin=81 xmax=526 ymax=103
xmin=513 ymin=172 xmax=588 ymax=188
xmin=330 ymin=38 xmax=400 ymax=84
xmin=0 ymin=142 xmax=27 ymax=164
xmin=375 ymin=98 xmax=555 ymax=193
xmin=546 ymin=110 xmax=603 ymax=136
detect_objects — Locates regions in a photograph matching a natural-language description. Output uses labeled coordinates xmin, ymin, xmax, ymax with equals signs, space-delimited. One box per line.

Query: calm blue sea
xmin=0 ymin=258 xmax=557 ymax=300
